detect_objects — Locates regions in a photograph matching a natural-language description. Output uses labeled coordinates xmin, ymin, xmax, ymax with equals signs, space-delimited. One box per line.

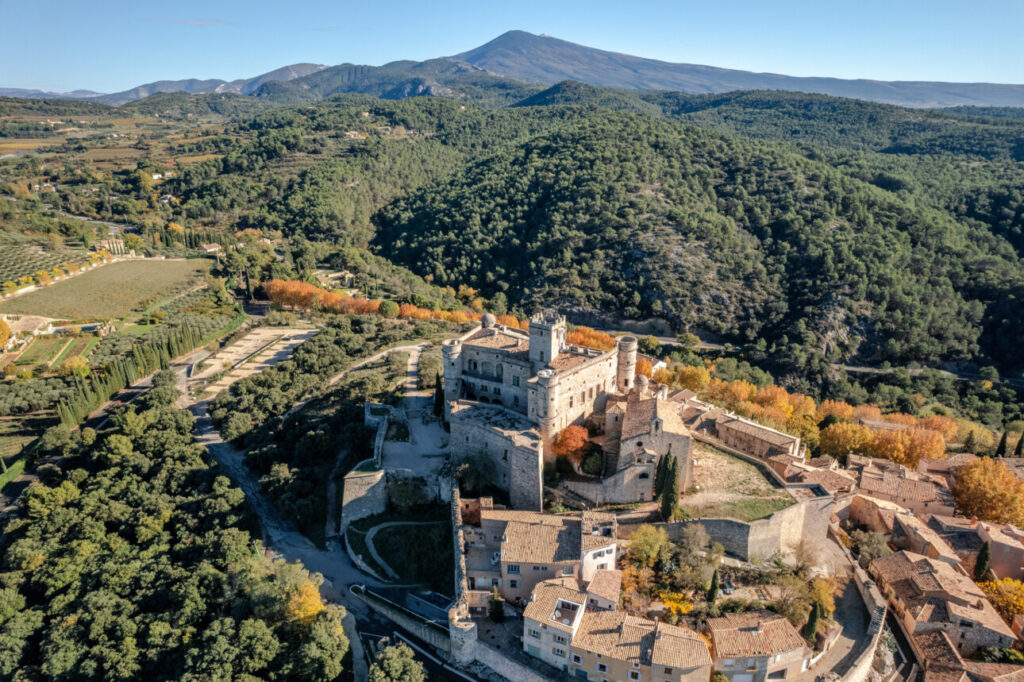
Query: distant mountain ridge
xmin=454 ymin=30 xmax=1024 ymax=108
xmin=0 ymin=63 xmax=328 ymax=106
xmin=4 ymin=31 xmax=1024 ymax=108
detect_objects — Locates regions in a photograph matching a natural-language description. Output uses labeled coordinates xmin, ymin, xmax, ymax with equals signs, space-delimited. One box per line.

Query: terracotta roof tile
xmin=586 ymin=569 xmax=622 ymax=604
xmin=707 ymin=611 xmax=808 ymax=658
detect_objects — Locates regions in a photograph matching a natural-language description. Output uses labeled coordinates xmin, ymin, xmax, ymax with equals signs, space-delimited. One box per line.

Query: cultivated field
xmin=15 ymin=337 xmax=68 ymax=367
xmin=0 ymin=259 xmax=211 ymax=319
xmin=0 ymin=232 xmax=89 ymax=283
xmin=680 ymin=444 xmax=794 ymax=522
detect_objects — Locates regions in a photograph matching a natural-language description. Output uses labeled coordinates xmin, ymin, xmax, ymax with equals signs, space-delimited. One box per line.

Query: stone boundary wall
xmin=619 ymin=492 xmax=832 ymax=562
xmin=339 ymin=467 xmax=387 ymax=533
xmin=354 ymin=587 xmax=451 ymax=653
xmin=343 ymin=530 xmax=386 ymax=581
xmin=830 ymin=524 xmax=888 ymax=682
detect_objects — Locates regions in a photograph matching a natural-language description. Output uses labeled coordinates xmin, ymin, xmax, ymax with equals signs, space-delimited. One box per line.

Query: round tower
xmin=616 ymin=336 xmax=638 ymax=394
xmin=442 ymin=339 xmax=462 ymax=419
xmin=536 ymin=369 xmax=558 ymax=458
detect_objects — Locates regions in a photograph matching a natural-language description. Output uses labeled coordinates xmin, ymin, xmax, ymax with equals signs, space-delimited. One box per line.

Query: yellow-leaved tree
xmin=980 ymin=578 xmax=1024 ymax=626
xmin=818 ymin=422 xmax=873 ymax=458
xmin=285 ymin=580 xmax=325 ymax=625
xmin=953 ymin=458 xmax=1024 ymax=526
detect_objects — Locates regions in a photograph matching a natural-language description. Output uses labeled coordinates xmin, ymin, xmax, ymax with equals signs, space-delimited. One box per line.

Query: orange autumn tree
xmin=953 ymin=458 xmax=1024 ymax=526
xmin=817 ymin=400 xmax=854 ymax=423
xmin=675 ymin=365 xmax=711 ymax=392
xmin=635 ymin=357 xmax=653 ymax=378
xmin=818 ymin=422 xmax=873 ymax=458
xmin=552 ymin=425 xmax=590 ymax=466
xmin=567 ymin=326 xmax=616 ymax=351
xmin=918 ymin=415 xmax=959 ymax=442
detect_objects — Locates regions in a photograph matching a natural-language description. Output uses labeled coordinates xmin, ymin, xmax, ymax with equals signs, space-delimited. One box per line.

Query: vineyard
xmin=0 ymin=231 xmax=89 ymax=284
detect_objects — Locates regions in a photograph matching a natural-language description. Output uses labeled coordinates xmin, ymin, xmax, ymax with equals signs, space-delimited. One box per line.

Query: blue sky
xmin=2 ymin=0 xmax=1022 ymax=92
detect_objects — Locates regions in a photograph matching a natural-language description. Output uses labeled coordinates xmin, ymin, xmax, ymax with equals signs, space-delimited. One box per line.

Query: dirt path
xmin=322 ymin=342 xmax=431 ymax=543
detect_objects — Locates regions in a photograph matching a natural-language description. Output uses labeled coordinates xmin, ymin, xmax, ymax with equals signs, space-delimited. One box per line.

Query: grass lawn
xmin=0 ymin=259 xmax=211 ymax=319
xmin=681 ymin=444 xmax=795 ymax=522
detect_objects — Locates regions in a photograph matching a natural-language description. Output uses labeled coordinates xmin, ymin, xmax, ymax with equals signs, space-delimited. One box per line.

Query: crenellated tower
xmin=528 ymin=311 xmax=566 ymax=369
xmin=441 ymin=338 xmax=463 ymax=420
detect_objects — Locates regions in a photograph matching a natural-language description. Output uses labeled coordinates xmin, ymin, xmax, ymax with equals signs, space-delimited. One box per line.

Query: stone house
xmin=847 ymin=455 xmax=955 ymax=516
xmin=870 ymin=551 xmax=1016 ymax=656
xmin=680 ymin=399 xmax=805 ymax=461
xmin=523 ymin=577 xmax=712 ymax=681
xmin=459 ymin=504 xmax=617 ymax=605
xmin=976 ymin=523 xmax=1024 ymax=581
xmin=891 ymin=513 xmax=962 ymax=568
xmin=849 ymin=494 xmax=910 ymax=534
xmin=706 ymin=610 xmax=811 ymax=682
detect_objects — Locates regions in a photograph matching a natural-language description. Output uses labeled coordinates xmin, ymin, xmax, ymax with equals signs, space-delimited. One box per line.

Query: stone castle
xmin=444 ymin=312 xmax=692 ymax=510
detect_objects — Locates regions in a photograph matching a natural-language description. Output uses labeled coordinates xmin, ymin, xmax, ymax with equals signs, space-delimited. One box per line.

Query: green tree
xmin=996 ymin=431 xmax=1009 ymax=457
xmin=964 ymin=429 xmax=978 ymax=454
xmin=660 ymin=455 xmax=679 ymax=522
xmin=379 ymin=300 xmax=400 ymax=318
xmin=626 ymin=525 xmax=670 ymax=567
xmin=707 ymin=570 xmax=719 ymax=605
xmin=433 ymin=372 xmax=444 ymax=418
xmin=368 ymin=642 xmax=425 ymax=682
xmin=803 ymin=604 xmax=820 ymax=645
xmin=975 ymin=541 xmax=992 ymax=581
xmin=488 ymin=586 xmax=504 ymax=623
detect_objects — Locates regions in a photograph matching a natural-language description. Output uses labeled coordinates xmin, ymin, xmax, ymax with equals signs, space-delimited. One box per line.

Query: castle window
xmin=509 ymin=579 xmax=518 ymax=588
xmin=569 ymin=397 xmax=574 ymax=408
xmin=514 ymin=396 xmax=520 ymax=406
xmin=540 ymin=351 xmax=545 ymax=362
xmin=513 ymin=376 xmax=520 ymax=387
xmin=494 ymin=387 xmax=501 ymax=395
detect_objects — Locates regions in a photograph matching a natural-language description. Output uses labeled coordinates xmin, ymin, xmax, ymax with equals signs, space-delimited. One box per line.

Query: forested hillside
xmin=3 ymin=88 xmax=1024 ymax=388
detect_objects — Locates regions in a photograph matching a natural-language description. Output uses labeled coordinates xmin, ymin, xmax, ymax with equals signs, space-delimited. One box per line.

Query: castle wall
xmin=530 ymin=354 xmax=618 ymax=435
xmin=562 ymin=462 xmax=657 ymax=506
xmin=450 ymin=416 xmax=543 ymax=511
xmin=618 ymin=494 xmax=833 ymax=562
xmin=459 ymin=346 xmax=532 ymax=415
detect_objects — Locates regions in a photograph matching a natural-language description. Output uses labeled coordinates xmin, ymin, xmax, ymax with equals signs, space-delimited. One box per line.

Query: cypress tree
xmin=963 ymin=430 xmax=977 ymax=455
xmin=707 ymin=570 xmax=719 ymax=604
xmin=654 ymin=454 xmax=667 ymax=497
xmin=661 ymin=456 xmax=679 ymax=522
xmin=975 ymin=541 xmax=991 ymax=581
xmin=803 ymin=604 xmax=820 ymax=645
xmin=996 ymin=431 xmax=1009 ymax=457
xmin=433 ymin=373 xmax=444 ymax=418
xmin=1015 ymin=434 xmax=1023 ymax=458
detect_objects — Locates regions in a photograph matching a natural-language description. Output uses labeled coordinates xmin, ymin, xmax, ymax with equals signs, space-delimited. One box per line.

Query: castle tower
xmin=616 ymin=336 xmax=638 ymax=394
xmin=441 ymin=339 xmax=462 ymax=419
xmin=535 ymin=369 xmax=559 ymax=459
xmin=528 ymin=311 xmax=566 ymax=368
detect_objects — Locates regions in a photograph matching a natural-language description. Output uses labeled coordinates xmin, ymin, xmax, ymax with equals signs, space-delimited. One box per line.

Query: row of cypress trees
xmin=56 ymin=321 xmax=206 ymax=425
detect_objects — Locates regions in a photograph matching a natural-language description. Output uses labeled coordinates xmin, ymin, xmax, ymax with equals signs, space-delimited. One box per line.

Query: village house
xmin=847 ymin=455 xmax=955 ymax=516
xmin=976 ymin=523 xmax=1024 ymax=581
xmin=918 ymin=453 xmax=977 ymax=489
xmin=200 ymin=243 xmax=222 ymax=255
xmin=849 ymin=494 xmax=910 ymax=535
xmin=870 ymin=551 xmax=1017 ymax=656
xmin=706 ymin=610 xmax=812 ymax=682
xmin=679 ymin=398 xmax=805 ymax=461
xmin=523 ymin=577 xmax=713 ymax=681
xmin=457 ymin=500 xmax=617 ymax=606
xmin=891 ymin=513 xmax=962 ymax=568
xmin=913 ymin=630 xmax=1024 ymax=682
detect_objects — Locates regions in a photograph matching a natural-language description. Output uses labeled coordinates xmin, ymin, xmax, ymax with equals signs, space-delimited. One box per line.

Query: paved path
xmin=363 ymin=521 xmax=447 ymax=581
